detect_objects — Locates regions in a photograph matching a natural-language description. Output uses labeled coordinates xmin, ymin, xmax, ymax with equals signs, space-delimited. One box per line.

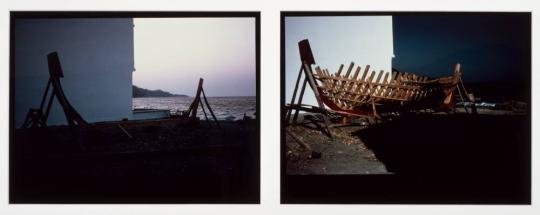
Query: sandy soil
xmin=286 ymin=119 xmax=389 ymax=175
xmin=283 ymin=111 xmax=530 ymax=204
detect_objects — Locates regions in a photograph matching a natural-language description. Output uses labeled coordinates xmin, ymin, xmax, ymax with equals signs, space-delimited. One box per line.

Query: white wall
xmin=285 ymin=16 xmax=393 ymax=107
xmin=14 ymin=18 xmax=134 ymax=127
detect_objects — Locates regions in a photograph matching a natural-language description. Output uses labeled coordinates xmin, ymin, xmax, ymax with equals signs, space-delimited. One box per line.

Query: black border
xmin=280 ymin=11 xmax=532 ymax=204
xmin=9 ymin=11 xmax=260 ymax=204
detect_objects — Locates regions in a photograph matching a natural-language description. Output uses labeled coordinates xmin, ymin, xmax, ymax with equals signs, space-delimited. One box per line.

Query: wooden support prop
xmin=285 ymin=39 xmax=333 ymax=137
xmin=184 ymin=78 xmax=220 ymax=128
xmin=201 ymin=87 xmax=220 ymax=128
xmin=292 ymin=79 xmax=308 ymax=124
xmin=286 ymin=66 xmax=304 ymax=123
xmin=199 ymin=99 xmax=212 ymax=127
xmin=187 ymin=78 xmax=204 ymax=118
xmin=22 ymin=52 xmax=88 ymax=129
xmin=303 ymin=62 xmax=332 ymax=137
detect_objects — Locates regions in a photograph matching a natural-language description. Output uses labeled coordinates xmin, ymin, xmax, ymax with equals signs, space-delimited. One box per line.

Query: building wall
xmin=14 ymin=18 xmax=134 ymax=127
xmin=285 ymin=16 xmax=394 ymax=107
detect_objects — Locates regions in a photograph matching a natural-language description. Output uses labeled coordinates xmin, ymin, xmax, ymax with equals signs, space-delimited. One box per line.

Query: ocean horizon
xmin=133 ymin=96 xmax=256 ymax=121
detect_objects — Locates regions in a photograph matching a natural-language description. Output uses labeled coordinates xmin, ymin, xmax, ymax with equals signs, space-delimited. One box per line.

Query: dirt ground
xmin=11 ymin=118 xmax=259 ymax=203
xmin=286 ymin=118 xmax=389 ymax=175
xmin=284 ymin=111 xmax=530 ymax=204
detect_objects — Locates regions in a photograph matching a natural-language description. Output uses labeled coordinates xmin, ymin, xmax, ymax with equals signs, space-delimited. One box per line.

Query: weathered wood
xmin=22 ymin=52 xmax=88 ymax=129
xmin=293 ymin=79 xmax=308 ymax=123
xmin=117 ymin=124 xmax=133 ymax=139
xmin=286 ymin=66 xmax=305 ymax=123
xmin=199 ymin=99 xmax=212 ymax=127
xmin=303 ymin=62 xmax=333 ymax=137
xmin=313 ymin=63 xmax=461 ymax=113
xmin=290 ymin=39 xmax=463 ymax=120
xmin=286 ymin=130 xmax=312 ymax=150
xmin=201 ymin=87 xmax=220 ymax=128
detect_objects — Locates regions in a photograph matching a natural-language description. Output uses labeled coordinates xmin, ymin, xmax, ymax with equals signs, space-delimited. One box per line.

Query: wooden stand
xmin=285 ymin=39 xmax=332 ymax=137
xmin=21 ymin=52 xmax=88 ymax=129
xmin=184 ymin=78 xmax=220 ymax=128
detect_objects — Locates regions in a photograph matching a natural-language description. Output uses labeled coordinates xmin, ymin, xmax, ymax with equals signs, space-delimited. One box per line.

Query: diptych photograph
xmin=5 ymin=8 xmax=534 ymax=212
xmin=281 ymin=12 xmax=531 ymax=204
xmin=10 ymin=12 xmax=260 ymax=203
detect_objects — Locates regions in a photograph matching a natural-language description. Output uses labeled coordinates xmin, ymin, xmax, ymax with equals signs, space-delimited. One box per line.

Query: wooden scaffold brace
xmin=285 ymin=39 xmax=333 ymax=137
xmin=183 ymin=78 xmax=220 ymax=128
xmin=21 ymin=52 xmax=88 ymax=129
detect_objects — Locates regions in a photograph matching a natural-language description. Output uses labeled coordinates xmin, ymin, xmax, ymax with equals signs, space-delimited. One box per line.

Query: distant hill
xmin=133 ymin=85 xmax=188 ymax=98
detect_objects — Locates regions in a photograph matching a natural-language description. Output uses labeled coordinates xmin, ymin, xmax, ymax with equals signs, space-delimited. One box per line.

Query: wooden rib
xmin=331 ymin=65 xmax=343 ymax=101
xmin=355 ymin=65 xmax=371 ymax=105
xmin=315 ymin=66 xmax=330 ymax=90
xmin=365 ymin=71 xmax=377 ymax=100
xmin=383 ymin=72 xmax=397 ymax=98
xmin=352 ymin=70 xmax=375 ymax=107
xmin=318 ymin=75 xmax=423 ymax=91
xmin=395 ymin=73 xmax=408 ymax=99
xmin=346 ymin=66 xmax=362 ymax=97
xmin=372 ymin=70 xmax=384 ymax=97
xmin=335 ymin=64 xmax=344 ymax=77
xmin=378 ymin=72 xmax=389 ymax=98
xmin=338 ymin=62 xmax=355 ymax=102
xmin=388 ymin=72 xmax=403 ymax=99
xmin=343 ymin=62 xmax=354 ymax=79
xmin=384 ymin=72 xmax=397 ymax=99
xmin=360 ymin=65 xmax=370 ymax=82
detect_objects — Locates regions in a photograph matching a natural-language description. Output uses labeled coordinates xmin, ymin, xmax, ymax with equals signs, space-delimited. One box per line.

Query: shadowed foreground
xmin=11 ymin=119 xmax=259 ymax=203
xmin=284 ymin=113 xmax=530 ymax=204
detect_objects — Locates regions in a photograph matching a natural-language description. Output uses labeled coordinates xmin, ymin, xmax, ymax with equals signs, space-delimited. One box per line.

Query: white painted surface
xmin=14 ymin=18 xmax=134 ymax=127
xmin=132 ymin=109 xmax=170 ymax=120
xmin=285 ymin=16 xmax=394 ymax=107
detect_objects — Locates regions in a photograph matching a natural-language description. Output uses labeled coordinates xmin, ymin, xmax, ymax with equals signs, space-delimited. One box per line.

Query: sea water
xmin=133 ymin=96 xmax=256 ymax=121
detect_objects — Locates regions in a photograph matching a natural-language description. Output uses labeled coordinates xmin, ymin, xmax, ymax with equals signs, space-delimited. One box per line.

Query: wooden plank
xmin=330 ymin=66 xmax=342 ymax=93
xmin=344 ymin=62 xmax=354 ymax=79
xmin=315 ymin=66 xmax=330 ymax=90
xmin=378 ymin=72 xmax=389 ymax=97
xmin=318 ymin=74 xmax=423 ymax=90
xmin=360 ymin=65 xmax=370 ymax=81
xmin=372 ymin=70 xmax=384 ymax=97
xmin=335 ymin=64 xmax=344 ymax=77
xmin=352 ymin=68 xmax=374 ymax=106
xmin=347 ymin=66 xmax=361 ymax=91
xmin=391 ymin=73 xmax=405 ymax=99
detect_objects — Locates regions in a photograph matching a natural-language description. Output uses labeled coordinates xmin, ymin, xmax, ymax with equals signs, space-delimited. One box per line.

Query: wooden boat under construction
xmin=313 ymin=62 xmax=462 ymax=117
xmin=286 ymin=39 xmax=464 ymax=121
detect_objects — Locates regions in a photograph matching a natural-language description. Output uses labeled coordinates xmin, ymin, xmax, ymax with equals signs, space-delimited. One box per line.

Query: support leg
xmin=286 ymin=66 xmax=304 ymax=123
xmin=302 ymin=62 xmax=332 ymax=138
xmin=292 ymin=79 xmax=307 ymax=124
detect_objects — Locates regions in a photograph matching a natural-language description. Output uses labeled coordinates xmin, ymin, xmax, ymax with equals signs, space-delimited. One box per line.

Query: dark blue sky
xmin=393 ymin=13 xmax=530 ymax=83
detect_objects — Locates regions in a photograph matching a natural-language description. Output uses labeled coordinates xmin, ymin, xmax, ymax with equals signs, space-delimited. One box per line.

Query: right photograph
xmin=281 ymin=12 xmax=531 ymax=204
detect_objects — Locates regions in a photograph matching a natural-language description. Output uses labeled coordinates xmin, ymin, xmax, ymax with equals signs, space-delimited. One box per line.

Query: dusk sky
xmin=133 ymin=18 xmax=256 ymax=97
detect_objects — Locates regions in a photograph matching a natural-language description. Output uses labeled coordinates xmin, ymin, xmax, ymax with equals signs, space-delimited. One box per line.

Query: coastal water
xmin=133 ymin=96 xmax=256 ymax=121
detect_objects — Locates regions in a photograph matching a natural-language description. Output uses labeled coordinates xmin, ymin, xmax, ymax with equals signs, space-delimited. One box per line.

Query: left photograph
xmin=9 ymin=12 xmax=260 ymax=203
